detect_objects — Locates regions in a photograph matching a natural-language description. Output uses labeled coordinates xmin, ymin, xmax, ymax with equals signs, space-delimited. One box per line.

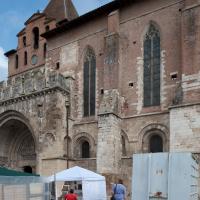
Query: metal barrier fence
xmin=0 ymin=176 xmax=50 ymax=200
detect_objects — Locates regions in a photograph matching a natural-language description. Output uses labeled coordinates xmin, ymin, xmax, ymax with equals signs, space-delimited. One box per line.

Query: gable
xmin=25 ymin=12 xmax=45 ymax=25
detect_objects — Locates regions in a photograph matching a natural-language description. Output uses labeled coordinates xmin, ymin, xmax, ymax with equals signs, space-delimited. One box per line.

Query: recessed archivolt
xmin=0 ymin=110 xmax=37 ymax=148
xmin=0 ymin=110 xmax=37 ymax=169
xmin=139 ymin=123 xmax=169 ymax=152
xmin=73 ymin=132 xmax=96 ymax=146
xmin=139 ymin=123 xmax=169 ymax=137
xmin=121 ymin=130 xmax=130 ymax=156
xmin=72 ymin=132 xmax=96 ymax=158
xmin=9 ymin=131 xmax=36 ymax=165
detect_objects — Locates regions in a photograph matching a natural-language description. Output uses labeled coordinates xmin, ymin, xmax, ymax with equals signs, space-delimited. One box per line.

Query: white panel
xmin=149 ymin=153 xmax=168 ymax=198
xmin=132 ymin=152 xmax=199 ymax=200
xmin=132 ymin=154 xmax=149 ymax=200
xmin=82 ymin=180 xmax=107 ymax=200
xmin=4 ymin=185 xmax=27 ymax=200
xmin=29 ymin=183 xmax=43 ymax=195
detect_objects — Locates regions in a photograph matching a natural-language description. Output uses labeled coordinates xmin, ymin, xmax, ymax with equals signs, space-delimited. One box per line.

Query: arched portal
xmin=0 ymin=117 xmax=36 ymax=173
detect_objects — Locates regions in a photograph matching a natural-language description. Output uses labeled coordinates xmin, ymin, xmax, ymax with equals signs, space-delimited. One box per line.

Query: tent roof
xmin=48 ymin=166 xmax=105 ymax=182
xmin=0 ymin=167 xmax=39 ymax=176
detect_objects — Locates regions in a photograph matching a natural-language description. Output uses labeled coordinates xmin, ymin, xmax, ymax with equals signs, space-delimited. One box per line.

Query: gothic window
xmin=83 ymin=48 xmax=96 ymax=117
xmin=32 ymin=27 xmax=39 ymax=49
xmin=143 ymin=24 xmax=161 ymax=107
xmin=15 ymin=55 xmax=18 ymax=69
xmin=149 ymin=135 xmax=163 ymax=153
xmin=81 ymin=141 xmax=90 ymax=158
xmin=24 ymin=51 xmax=27 ymax=65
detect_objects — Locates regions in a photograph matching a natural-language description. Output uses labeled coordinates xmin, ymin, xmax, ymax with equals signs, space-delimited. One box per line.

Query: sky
xmin=0 ymin=0 xmax=113 ymax=81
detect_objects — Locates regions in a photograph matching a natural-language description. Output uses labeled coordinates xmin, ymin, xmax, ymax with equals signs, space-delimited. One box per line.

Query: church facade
xmin=2 ymin=0 xmax=200 ymax=197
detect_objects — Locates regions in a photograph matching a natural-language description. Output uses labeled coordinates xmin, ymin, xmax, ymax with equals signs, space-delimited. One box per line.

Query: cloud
xmin=0 ymin=47 xmax=8 ymax=81
xmin=0 ymin=47 xmax=8 ymax=69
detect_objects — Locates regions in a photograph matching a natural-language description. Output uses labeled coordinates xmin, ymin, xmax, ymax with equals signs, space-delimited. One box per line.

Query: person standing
xmin=112 ymin=179 xmax=126 ymax=200
xmin=64 ymin=189 xmax=78 ymax=200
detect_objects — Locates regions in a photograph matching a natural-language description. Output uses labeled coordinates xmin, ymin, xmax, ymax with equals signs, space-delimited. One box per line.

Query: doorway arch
xmin=0 ymin=111 xmax=36 ymax=173
xmin=140 ymin=124 xmax=169 ymax=153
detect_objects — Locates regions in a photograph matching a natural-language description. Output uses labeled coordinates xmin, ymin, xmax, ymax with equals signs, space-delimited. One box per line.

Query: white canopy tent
xmin=48 ymin=166 xmax=107 ymax=200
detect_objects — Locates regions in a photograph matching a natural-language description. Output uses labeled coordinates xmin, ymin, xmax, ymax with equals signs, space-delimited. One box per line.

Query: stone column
xmin=97 ymin=9 xmax=122 ymax=191
xmin=36 ymin=153 xmax=42 ymax=174
xmin=97 ymin=89 xmax=121 ymax=175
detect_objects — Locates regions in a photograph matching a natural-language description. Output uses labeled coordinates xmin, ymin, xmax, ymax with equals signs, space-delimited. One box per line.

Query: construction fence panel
xmin=0 ymin=176 xmax=50 ymax=200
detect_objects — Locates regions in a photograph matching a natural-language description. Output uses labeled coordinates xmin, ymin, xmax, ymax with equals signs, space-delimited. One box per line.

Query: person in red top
xmin=64 ymin=189 xmax=78 ymax=200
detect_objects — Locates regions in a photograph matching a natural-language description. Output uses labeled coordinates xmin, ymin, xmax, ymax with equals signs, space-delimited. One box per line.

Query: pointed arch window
xmin=149 ymin=135 xmax=163 ymax=153
xmin=83 ymin=48 xmax=96 ymax=117
xmin=143 ymin=24 xmax=161 ymax=107
xmin=81 ymin=141 xmax=90 ymax=158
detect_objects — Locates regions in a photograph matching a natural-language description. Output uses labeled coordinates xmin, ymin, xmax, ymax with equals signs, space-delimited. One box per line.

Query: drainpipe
xmin=65 ymin=100 xmax=70 ymax=168
xmin=63 ymin=0 xmax=67 ymax=19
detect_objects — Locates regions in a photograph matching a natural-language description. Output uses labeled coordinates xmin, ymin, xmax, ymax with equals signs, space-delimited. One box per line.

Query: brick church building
xmin=1 ymin=0 xmax=200 ymax=197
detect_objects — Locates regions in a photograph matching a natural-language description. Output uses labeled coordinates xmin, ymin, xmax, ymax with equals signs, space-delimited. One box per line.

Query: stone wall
xmin=170 ymin=104 xmax=200 ymax=152
xmin=0 ymin=69 xmax=70 ymax=174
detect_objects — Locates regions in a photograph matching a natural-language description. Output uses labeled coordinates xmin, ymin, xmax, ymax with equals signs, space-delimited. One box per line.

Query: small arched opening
xmin=44 ymin=43 xmax=47 ymax=58
xmin=81 ymin=141 xmax=90 ymax=158
xmin=32 ymin=27 xmax=39 ymax=49
xmin=15 ymin=55 xmax=18 ymax=69
xmin=24 ymin=51 xmax=28 ymax=65
xmin=23 ymin=36 xmax=26 ymax=47
xmin=23 ymin=166 xmax=32 ymax=174
xmin=73 ymin=133 xmax=95 ymax=159
xmin=149 ymin=135 xmax=163 ymax=153
xmin=141 ymin=125 xmax=168 ymax=153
